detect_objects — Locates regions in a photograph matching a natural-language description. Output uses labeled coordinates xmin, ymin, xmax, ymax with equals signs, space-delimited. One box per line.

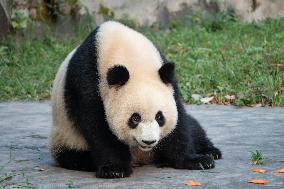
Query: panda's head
xmin=104 ymin=63 xmax=177 ymax=151
xmin=97 ymin=21 xmax=178 ymax=151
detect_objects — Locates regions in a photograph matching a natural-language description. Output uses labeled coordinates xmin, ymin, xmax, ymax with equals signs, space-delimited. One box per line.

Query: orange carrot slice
xmin=271 ymin=168 xmax=284 ymax=174
xmin=251 ymin=168 xmax=266 ymax=173
xmin=186 ymin=180 xmax=202 ymax=186
xmin=248 ymin=179 xmax=268 ymax=185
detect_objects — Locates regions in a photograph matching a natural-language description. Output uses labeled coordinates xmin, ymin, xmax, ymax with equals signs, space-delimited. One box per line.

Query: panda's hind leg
xmin=53 ymin=147 xmax=96 ymax=172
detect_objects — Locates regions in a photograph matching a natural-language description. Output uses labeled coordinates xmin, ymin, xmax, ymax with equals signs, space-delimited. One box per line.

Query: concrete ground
xmin=0 ymin=102 xmax=283 ymax=189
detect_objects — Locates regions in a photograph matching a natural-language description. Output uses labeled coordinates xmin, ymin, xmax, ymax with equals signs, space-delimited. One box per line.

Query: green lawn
xmin=0 ymin=16 xmax=283 ymax=106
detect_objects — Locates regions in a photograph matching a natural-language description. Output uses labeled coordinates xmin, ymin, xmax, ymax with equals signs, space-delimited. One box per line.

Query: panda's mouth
xmin=134 ymin=138 xmax=154 ymax=151
xmin=138 ymin=144 xmax=153 ymax=151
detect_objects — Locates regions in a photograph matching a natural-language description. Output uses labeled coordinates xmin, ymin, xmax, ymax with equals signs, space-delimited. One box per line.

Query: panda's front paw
xmin=205 ymin=147 xmax=222 ymax=160
xmin=96 ymin=164 xmax=133 ymax=178
xmin=183 ymin=154 xmax=215 ymax=170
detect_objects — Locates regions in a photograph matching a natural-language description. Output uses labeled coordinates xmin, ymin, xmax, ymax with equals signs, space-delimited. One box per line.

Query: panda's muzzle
xmin=134 ymin=138 xmax=157 ymax=151
xmin=142 ymin=140 xmax=156 ymax=145
xmin=132 ymin=121 xmax=160 ymax=151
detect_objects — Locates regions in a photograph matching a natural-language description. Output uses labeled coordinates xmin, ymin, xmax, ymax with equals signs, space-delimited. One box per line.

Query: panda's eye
xmin=155 ymin=111 xmax=165 ymax=127
xmin=128 ymin=113 xmax=141 ymax=129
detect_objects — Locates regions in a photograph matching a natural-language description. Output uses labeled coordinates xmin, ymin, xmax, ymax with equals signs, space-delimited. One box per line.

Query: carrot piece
xmin=186 ymin=180 xmax=202 ymax=186
xmin=251 ymin=168 xmax=266 ymax=173
xmin=271 ymin=168 xmax=284 ymax=174
xmin=248 ymin=179 xmax=268 ymax=185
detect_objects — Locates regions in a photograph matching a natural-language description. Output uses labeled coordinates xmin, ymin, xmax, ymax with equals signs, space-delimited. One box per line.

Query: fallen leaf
xmin=200 ymin=96 xmax=214 ymax=104
xmin=251 ymin=168 xmax=266 ymax=173
xmin=253 ymin=103 xmax=262 ymax=108
xmin=186 ymin=180 xmax=201 ymax=186
xmin=271 ymin=168 xmax=284 ymax=174
xmin=271 ymin=64 xmax=284 ymax=71
xmin=225 ymin=95 xmax=236 ymax=100
xmin=248 ymin=179 xmax=268 ymax=185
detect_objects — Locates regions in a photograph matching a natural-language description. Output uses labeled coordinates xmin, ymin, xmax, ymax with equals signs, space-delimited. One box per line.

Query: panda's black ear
xmin=107 ymin=65 xmax=129 ymax=87
xmin=159 ymin=63 xmax=175 ymax=84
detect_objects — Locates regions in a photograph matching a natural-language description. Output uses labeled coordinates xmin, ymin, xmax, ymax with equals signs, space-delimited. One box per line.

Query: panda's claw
xmin=182 ymin=154 xmax=215 ymax=170
xmin=203 ymin=147 xmax=222 ymax=160
xmin=199 ymin=163 xmax=205 ymax=170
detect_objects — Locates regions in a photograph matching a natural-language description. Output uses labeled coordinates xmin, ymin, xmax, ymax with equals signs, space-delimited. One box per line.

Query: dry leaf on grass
xmin=253 ymin=103 xmax=262 ymax=108
xmin=186 ymin=180 xmax=201 ymax=186
xmin=251 ymin=168 xmax=266 ymax=173
xmin=200 ymin=96 xmax=214 ymax=104
xmin=248 ymin=179 xmax=268 ymax=185
xmin=224 ymin=94 xmax=236 ymax=105
xmin=271 ymin=168 xmax=284 ymax=174
xmin=225 ymin=95 xmax=236 ymax=100
xmin=271 ymin=64 xmax=284 ymax=71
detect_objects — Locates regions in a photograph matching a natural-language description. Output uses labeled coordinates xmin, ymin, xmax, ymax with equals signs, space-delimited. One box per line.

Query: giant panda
xmin=49 ymin=21 xmax=222 ymax=179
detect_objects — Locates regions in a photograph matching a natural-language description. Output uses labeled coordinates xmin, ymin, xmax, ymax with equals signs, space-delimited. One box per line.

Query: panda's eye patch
xmin=128 ymin=113 xmax=141 ymax=129
xmin=155 ymin=111 xmax=165 ymax=127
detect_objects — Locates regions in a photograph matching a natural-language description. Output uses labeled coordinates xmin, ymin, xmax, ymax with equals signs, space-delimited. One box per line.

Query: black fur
xmin=159 ymin=62 xmax=175 ymax=84
xmin=52 ymin=147 xmax=96 ymax=171
xmin=107 ymin=65 xmax=129 ymax=86
xmin=155 ymin=111 xmax=165 ymax=127
xmin=154 ymin=59 xmax=222 ymax=169
xmin=62 ymin=28 xmax=132 ymax=178
xmin=128 ymin=113 xmax=141 ymax=129
xmin=53 ymin=25 xmax=221 ymax=179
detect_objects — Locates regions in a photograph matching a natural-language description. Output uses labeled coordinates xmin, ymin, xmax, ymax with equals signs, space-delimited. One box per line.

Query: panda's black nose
xmin=142 ymin=140 xmax=156 ymax=145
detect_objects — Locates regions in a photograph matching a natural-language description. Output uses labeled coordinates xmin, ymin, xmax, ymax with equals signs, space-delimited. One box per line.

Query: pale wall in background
xmin=81 ymin=0 xmax=284 ymax=25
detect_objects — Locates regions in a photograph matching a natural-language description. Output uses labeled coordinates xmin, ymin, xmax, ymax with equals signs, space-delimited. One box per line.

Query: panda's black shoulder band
xmin=107 ymin=65 xmax=129 ymax=87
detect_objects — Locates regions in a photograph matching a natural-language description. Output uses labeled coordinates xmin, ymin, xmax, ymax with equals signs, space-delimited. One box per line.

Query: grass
xmin=0 ymin=14 xmax=284 ymax=106
xmin=0 ymin=172 xmax=34 ymax=188
xmin=66 ymin=179 xmax=79 ymax=188
xmin=0 ymin=23 xmax=93 ymax=101
xmin=250 ymin=150 xmax=264 ymax=165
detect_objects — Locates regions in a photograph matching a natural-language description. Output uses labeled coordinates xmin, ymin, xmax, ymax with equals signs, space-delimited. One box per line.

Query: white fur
xmin=49 ymin=47 xmax=88 ymax=154
xmin=96 ymin=21 xmax=178 ymax=149
xmin=134 ymin=121 xmax=160 ymax=151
